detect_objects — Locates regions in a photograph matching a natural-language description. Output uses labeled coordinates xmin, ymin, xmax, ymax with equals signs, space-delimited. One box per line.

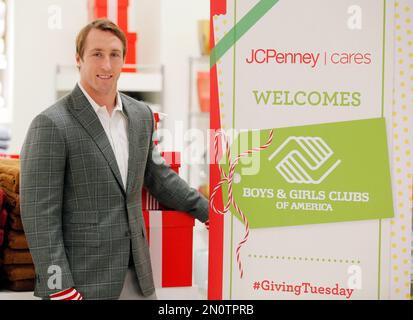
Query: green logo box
xmin=221 ymin=118 xmax=394 ymax=228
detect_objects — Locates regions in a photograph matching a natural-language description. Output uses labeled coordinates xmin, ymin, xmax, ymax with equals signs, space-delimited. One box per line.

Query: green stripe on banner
xmin=210 ymin=0 xmax=280 ymax=67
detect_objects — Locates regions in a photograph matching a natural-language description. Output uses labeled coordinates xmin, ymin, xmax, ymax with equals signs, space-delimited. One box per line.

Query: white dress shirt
xmin=78 ymin=83 xmax=129 ymax=189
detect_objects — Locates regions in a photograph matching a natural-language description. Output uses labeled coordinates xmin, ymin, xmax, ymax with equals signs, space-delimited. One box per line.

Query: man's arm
xmin=20 ymin=114 xmax=76 ymax=297
xmin=143 ymin=108 xmax=209 ymax=223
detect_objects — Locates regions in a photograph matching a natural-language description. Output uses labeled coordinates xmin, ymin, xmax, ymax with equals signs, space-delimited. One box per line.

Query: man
xmin=20 ymin=19 xmax=209 ymax=300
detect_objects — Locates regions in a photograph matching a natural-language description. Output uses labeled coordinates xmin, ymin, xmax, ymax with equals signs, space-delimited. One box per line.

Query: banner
xmin=209 ymin=0 xmax=412 ymax=300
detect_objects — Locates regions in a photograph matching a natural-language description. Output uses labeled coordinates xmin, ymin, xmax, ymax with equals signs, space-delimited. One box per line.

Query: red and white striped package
xmin=141 ymin=151 xmax=181 ymax=210
xmin=141 ymin=190 xmax=161 ymax=210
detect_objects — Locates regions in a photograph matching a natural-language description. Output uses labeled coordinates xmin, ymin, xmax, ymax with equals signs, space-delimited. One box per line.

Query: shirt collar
xmin=78 ymin=82 xmax=123 ymax=115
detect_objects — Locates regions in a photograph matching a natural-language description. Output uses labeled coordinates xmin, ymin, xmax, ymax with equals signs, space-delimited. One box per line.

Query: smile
xmin=96 ymin=75 xmax=113 ymax=80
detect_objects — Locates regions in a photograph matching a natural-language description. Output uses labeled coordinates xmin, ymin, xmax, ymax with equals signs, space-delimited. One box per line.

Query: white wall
xmin=135 ymin=0 xmax=161 ymax=66
xmin=8 ymin=0 xmax=209 ymax=155
xmin=160 ymin=0 xmax=209 ymax=146
xmin=9 ymin=0 xmax=87 ymax=154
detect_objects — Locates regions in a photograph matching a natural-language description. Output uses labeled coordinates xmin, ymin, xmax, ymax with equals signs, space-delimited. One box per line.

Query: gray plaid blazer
xmin=20 ymin=84 xmax=209 ymax=300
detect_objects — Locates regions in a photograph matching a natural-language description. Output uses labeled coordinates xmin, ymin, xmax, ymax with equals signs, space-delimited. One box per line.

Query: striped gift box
xmin=141 ymin=151 xmax=181 ymax=210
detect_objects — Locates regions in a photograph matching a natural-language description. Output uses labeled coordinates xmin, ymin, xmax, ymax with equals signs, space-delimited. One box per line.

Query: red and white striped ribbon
xmin=49 ymin=287 xmax=83 ymax=300
xmin=210 ymin=129 xmax=274 ymax=278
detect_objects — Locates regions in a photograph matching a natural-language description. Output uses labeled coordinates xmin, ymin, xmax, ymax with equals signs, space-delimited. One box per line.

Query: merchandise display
xmin=0 ymin=158 xmax=35 ymax=292
xmin=3 ymin=248 xmax=33 ymax=265
xmin=6 ymin=231 xmax=29 ymax=250
xmin=0 ymin=158 xmax=19 ymax=193
xmin=0 ymin=188 xmax=6 ymax=247
xmin=6 ymin=279 xmax=35 ymax=291
xmin=141 ymin=113 xmax=195 ymax=288
xmin=8 ymin=212 xmax=23 ymax=231
xmin=3 ymin=265 xmax=35 ymax=282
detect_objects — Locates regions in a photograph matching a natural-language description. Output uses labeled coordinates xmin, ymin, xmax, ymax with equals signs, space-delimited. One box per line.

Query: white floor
xmin=0 ymin=286 xmax=207 ymax=300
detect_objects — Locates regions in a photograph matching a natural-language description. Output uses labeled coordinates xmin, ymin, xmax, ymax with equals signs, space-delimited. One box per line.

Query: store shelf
xmin=186 ymin=56 xmax=210 ymax=189
xmin=56 ymin=65 xmax=163 ymax=92
xmin=189 ymin=111 xmax=209 ymax=118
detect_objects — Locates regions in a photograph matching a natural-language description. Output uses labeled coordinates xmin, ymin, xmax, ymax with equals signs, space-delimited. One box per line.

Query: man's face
xmin=76 ymin=29 xmax=124 ymax=97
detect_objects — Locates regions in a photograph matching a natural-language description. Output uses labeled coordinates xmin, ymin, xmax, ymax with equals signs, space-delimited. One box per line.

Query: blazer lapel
xmin=121 ymin=95 xmax=143 ymax=195
xmin=68 ymin=84 xmax=126 ymax=195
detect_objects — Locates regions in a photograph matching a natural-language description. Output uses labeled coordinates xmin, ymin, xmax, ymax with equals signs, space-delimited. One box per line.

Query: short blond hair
xmin=76 ymin=18 xmax=127 ymax=59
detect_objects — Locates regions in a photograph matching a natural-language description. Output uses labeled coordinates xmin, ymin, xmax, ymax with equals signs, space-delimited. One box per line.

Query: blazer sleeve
xmin=20 ymin=114 xmax=75 ymax=297
xmin=143 ymin=108 xmax=209 ymax=223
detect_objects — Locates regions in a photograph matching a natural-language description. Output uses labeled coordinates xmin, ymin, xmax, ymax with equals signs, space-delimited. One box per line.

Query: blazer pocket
xmin=68 ymin=211 xmax=98 ymax=224
xmin=64 ymin=212 xmax=99 ymax=247
xmin=65 ymin=237 xmax=100 ymax=248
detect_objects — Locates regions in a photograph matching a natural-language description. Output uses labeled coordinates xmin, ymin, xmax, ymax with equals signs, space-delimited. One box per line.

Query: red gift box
xmin=123 ymin=32 xmax=137 ymax=73
xmin=143 ymin=210 xmax=194 ymax=287
xmin=89 ymin=0 xmax=129 ymax=30
xmin=142 ymin=190 xmax=161 ymax=210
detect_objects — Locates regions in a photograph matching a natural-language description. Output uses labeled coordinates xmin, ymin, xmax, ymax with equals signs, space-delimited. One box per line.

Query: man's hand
xmin=49 ymin=287 xmax=83 ymax=300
